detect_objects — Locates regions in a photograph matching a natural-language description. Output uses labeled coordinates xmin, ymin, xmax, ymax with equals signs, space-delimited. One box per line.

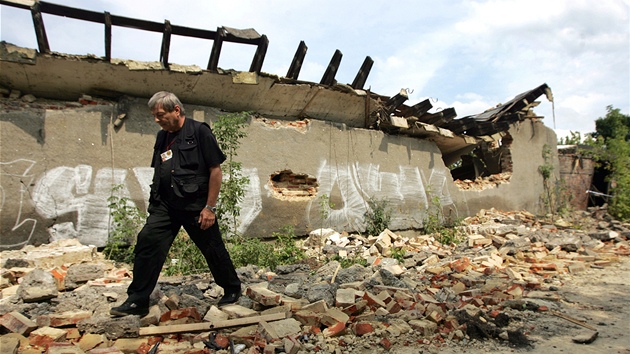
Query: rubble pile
xmin=0 ymin=206 xmax=628 ymax=353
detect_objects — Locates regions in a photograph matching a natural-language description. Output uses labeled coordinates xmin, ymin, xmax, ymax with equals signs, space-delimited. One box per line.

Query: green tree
xmin=587 ymin=106 xmax=630 ymax=221
xmin=212 ymin=111 xmax=251 ymax=237
xmin=593 ymin=106 xmax=630 ymax=141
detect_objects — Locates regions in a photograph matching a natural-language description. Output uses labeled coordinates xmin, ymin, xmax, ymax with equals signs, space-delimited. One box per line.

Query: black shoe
xmin=218 ymin=292 xmax=240 ymax=305
xmin=110 ymin=301 xmax=149 ymax=317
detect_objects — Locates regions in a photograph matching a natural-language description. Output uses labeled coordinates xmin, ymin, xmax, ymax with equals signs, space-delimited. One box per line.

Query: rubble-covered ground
xmin=0 ymin=206 xmax=629 ymax=354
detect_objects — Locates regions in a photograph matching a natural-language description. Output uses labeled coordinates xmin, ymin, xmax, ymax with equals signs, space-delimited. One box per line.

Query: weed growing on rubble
xmin=332 ymin=254 xmax=368 ymax=268
xmin=423 ymin=195 xmax=464 ymax=245
xmin=104 ymin=185 xmax=146 ymax=264
xmin=363 ymin=198 xmax=392 ymax=236
xmin=213 ymin=111 xmax=250 ymax=238
xmin=539 ymin=144 xmax=573 ymax=219
xmin=163 ymin=230 xmax=207 ymax=276
xmin=229 ymin=225 xmax=305 ymax=270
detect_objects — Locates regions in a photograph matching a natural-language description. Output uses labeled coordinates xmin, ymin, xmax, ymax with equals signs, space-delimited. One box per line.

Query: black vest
xmin=150 ymin=118 xmax=211 ymax=210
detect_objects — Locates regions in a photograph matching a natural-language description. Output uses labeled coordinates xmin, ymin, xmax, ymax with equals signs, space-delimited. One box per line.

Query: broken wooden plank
xmin=138 ymin=312 xmax=287 ymax=336
xmin=551 ymin=310 xmax=597 ymax=331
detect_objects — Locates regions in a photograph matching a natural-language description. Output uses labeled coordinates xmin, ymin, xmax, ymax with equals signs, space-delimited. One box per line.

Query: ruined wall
xmin=0 ymin=96 xmax=558 ymax=249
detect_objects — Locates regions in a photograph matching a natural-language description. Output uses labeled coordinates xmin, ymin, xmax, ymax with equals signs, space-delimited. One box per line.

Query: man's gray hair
xmin=148 ymin=91 xmax=186 ymax=115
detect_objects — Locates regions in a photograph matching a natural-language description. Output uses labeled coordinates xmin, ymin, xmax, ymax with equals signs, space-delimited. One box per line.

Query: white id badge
xmin=161 ymin=149 xmax=173 ymax=162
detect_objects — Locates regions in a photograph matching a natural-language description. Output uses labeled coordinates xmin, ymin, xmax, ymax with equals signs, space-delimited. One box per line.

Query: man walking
xmin=111 ymin=91 xmax=241 ymax=317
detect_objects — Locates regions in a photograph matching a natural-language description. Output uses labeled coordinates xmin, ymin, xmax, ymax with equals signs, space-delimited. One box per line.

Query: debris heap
xmin=0 ymin=206 xmax=628 ymax=353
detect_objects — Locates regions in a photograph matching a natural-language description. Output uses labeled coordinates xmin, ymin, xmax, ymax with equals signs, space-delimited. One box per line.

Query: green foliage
xmin=271 ymin=225 xmax=306 ymax=266
xmin=228 ymin=225 xmax=305 ymax=271
xmin=319 ymin=194 xmax=334 ymax=228
xmin=332 ymin=254 xmax=368 ymax=268
xmin=104 ymin=185 xmax=146 ymax=264
xmin=363 ymin=198 xmax=392 ymax=236
xmin=423 ymin=195 xmax=464 ymax=245
xmin=390 ymin=247 xmax=406 ymax=263
xmin=558 ymin=131 xmax=584 ymax=145
xmin=593 ymin=105 xmax=630 ymax=142
xmin=579 ymin=106 xmax=630 ymax=221
xmin=538 ymin=144 xmax=573 ymax=218
xmin=228 ymin=235 xmax=276 ymax=269
xmin=423 ymin=195 xmax=443 ymax=235
xmin=212 ymin=111 xmax=251 ymax=238
xmin=163 ymin=230 xmax=207 ymax=276
xmin=595 ymin=107 xmax=630 ymax=220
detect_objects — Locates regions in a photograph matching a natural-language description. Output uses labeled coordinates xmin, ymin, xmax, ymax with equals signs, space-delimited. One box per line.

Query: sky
xmin=1 ymin=0 xmax=629 ymax=140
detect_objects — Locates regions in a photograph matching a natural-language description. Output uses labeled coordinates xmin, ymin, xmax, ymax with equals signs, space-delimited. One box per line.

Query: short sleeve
xmin=198 ymin=123 xmax=226 ymax=167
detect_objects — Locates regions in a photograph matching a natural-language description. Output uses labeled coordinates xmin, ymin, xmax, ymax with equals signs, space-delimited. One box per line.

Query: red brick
xmin=322 ymin=321 xmax=346 ymax=337
xmin=450 ymin=257 xmax=471 ymax=272
xmin=351 ymin=322 xmax=374 ymax=336
xmin=380 ymin=337 xmax=392 ymax=350
xmin=159 ymin=307 xmax=201 ymax=322
xmin=0 ymin=311 xmax=37 ymax=335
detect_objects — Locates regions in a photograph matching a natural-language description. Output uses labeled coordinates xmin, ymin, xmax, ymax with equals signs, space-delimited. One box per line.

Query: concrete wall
xmin=0 ymin=96 xmax=558 ymax=250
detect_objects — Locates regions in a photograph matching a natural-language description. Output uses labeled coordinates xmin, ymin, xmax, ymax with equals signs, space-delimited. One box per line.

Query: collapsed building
xmin=0 ymin=0 xmax=559 ymax=250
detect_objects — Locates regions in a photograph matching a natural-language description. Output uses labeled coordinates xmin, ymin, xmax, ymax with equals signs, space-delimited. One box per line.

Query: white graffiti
xmin=22 ymin=164 xmax=262 ymax=247
xmin=306 ymin=160 xmax=456 ymax=232
xmin=0 ymin=159 xmax=38 ymax=249
xmin=235 ymin=168 xmax=263 ymax=235
xmin=31 ymin=165 xmax=134 ymax=247
xmin=2 ymin=159 xmax=455 ymax=248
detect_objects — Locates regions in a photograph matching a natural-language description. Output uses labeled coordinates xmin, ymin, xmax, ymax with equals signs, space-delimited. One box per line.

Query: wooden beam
xmin=30 ymin=2 xmax=50 ymax=53
xmin=138 ymin=312 xmax=287 ymax=336
xmin=320 ymin=49 xmax=342 ymax=86
xmin=384 ymin=91 xmax=408 ymax=115
xmin=207 ymin=27 xmax=226 ymax=71
xmin=160 ymin=20 xmax=172 ymax=70
xmin=249 ymin=34 xmax=268 ymax=73
xmin=351 ymin=56 xmax=373 ymax=90
xmin=286 ymin=41 xmax=307 ymax=80
xmin=104 ymin=11 xmax=112 ymax=62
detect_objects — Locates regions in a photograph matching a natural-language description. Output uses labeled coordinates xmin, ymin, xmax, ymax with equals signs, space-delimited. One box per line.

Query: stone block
xmin=37 ymin=310 xmax=92 ymax=328
xmin=17 ymin=268 xmax=58 ymax=302
xmin=246 ymin=286 xmax=282 ymax=306
xmin=219 ymin=304 xmax=259 ymax=318
xmin=78 ymin=333 xmax=107 ymax=351
xmin=335 ymin=288 xmax=356 ymax=308
xmin=46 ymin=342 xmax=85 ymax=354
xmin=321 ymin=308 xmax=349 ymax=327
xmin=0 ymin=311 xmax=37 ymax=335
xmin=301 ymin=299 xmax=328 ymax=313
xmin=293 ymin=310 xmax=321 ymax=326
xmin=409 ymin=319 xmax=437 ymax=337
xmin=28 ymin=326 xmax=67 ymax=347
xmin=283 ymin=336 xmax=301 ymax=354
xmin=362 ymin=291 xmax=387 ymax=309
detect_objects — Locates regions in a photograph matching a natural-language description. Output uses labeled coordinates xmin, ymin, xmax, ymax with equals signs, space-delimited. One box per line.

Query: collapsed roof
xmin=0 ymin=0 xmax=553 ymax=165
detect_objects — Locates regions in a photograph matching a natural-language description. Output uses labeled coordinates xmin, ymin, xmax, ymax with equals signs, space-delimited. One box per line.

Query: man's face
xmin=151 ymin=104 xmax=183 ymax=132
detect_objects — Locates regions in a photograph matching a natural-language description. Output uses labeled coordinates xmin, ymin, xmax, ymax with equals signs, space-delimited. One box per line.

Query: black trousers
xmin=126 ymin=201 xmax=241 ymax=306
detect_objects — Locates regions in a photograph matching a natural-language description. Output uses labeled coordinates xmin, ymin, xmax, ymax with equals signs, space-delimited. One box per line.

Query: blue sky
xmin=1 ymin=0 xmax=628 ymax=140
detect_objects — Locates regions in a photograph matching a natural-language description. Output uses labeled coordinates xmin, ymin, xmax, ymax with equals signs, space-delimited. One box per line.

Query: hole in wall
xmin=448 ymin=133 xmax=514 ymax=190
xmin=269 ymin=169 xmax=319 ymax=201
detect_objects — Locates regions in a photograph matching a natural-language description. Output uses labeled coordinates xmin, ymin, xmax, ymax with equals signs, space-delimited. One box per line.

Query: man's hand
xmin=198 ymin=207 xmax=216 ymax=230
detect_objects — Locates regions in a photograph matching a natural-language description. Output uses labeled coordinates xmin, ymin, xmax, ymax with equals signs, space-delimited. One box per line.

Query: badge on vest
xmin=161 ymin=149 xmax=173 ymax=162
